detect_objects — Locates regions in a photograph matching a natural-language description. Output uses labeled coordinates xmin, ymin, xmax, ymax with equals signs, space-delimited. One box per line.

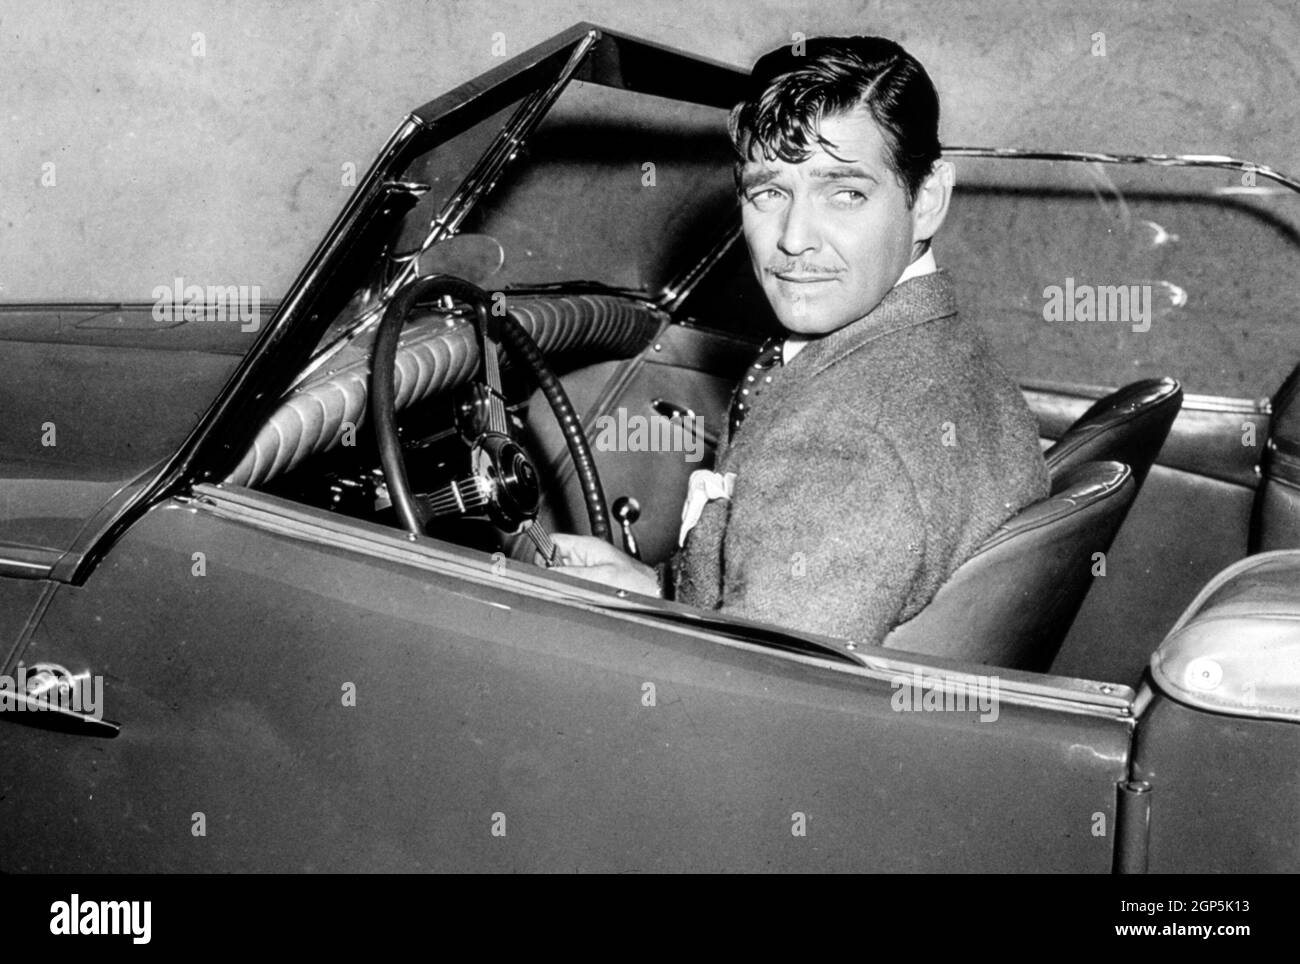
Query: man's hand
xmin=537 ymin=533 xmax=661 ymax=597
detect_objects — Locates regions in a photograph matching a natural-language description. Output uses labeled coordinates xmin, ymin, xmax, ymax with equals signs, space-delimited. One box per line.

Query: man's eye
xmin=831 ymin=189 xmax=868 ymax=205
xmin=746 ymin=188 xmax=784 ymax=210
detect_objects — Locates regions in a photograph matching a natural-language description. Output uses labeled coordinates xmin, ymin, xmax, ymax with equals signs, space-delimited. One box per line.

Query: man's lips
xmin=768 ymin=269 xmax=841 ymax=283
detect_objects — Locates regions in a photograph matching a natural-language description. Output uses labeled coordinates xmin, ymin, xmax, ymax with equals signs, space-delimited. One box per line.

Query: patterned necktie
xmin=728 ymin=336 xmax=784 ymax=441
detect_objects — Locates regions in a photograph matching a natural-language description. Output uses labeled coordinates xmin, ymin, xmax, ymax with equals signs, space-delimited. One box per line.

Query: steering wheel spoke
xmin=522 ymin=520 xmax=559 ymax=567
xmin=413 ymin=476 xmax=491 ymax=522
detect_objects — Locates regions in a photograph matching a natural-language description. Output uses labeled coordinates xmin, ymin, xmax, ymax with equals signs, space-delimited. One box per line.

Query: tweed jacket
xmin=670 ymin=270 xmax=1050 ymax=648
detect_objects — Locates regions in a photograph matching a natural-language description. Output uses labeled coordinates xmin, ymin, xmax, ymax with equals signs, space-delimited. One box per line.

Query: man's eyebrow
xmin=810 ymin=165 xmax=880 ymax=182
xmin=739 ymin=168 xmax=779 ymax=192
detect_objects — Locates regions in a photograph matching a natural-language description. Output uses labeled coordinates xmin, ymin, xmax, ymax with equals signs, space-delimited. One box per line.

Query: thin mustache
xmin=766 ymin=264 xmax=843 ymax=276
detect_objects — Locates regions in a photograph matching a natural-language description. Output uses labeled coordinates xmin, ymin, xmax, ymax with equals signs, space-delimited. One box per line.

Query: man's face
xmin=740 ymin=108 xmax=920 ymax=336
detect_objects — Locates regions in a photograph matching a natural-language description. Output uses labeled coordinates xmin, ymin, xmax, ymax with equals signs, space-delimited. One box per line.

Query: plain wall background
xmin=1 ymin=0 xmax=1296 ymax=301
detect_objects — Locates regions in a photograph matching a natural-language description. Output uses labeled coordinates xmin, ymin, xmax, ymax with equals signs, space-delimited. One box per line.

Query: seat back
xmin=1257 ymin=363 xmax=1300 ymax=550
xmin=1044 ymin=378 xmax=1182 ymax=489
xmin=881 ymin=461 xmax=1137 ymax=670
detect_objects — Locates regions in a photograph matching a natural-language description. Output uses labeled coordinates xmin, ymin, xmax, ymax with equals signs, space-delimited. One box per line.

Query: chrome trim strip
xmin=1183 ymin=391 xmax=1272 ymax=415
xmin=0 ymin=301 xmax=278 ymax=312
xmin=943 ymin=146 xmax=1300 ymax=195
xmin=0 ymin=543 xmax=62 ymax=580
xmin=0 ymin=557 xmax=54 ymax=579
xmin=659 ymin=224 xmax=741 ymax=313
xmin=1114 ymin=779 xmax=1152 ymax=874
xmin=0 ymin=690 xmax=120 ymax=738
xmin=1021 ymin=380 xmax=1269 ymax=415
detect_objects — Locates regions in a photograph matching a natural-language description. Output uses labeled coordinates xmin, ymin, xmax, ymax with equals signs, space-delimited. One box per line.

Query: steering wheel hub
xmin=471 ymin=433 xmax=541 ymax=529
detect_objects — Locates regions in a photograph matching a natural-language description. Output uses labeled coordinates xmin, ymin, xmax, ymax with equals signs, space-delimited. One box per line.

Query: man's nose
xmin=777 ymin=195 xmax=820 ymax=256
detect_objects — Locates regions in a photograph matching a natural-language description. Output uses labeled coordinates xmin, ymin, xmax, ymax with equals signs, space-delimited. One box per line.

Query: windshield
xmin=305 ymin=78 xmax=737 ymax=371
xmin=455 ymin=80 xmax=735 ymax=292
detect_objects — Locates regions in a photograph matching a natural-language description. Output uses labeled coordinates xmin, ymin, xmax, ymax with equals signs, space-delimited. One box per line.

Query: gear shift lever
xmin=612 ymin=496 xmax=642 ymax=560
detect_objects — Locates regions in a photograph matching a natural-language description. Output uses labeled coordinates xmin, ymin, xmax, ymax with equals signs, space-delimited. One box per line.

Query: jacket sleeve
xmin=718 ymin=425 xmax=928 ymax=648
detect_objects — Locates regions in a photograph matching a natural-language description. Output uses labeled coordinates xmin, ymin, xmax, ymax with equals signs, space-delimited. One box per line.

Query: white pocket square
xmin=679 ymin=469 xmax=736 ymax=546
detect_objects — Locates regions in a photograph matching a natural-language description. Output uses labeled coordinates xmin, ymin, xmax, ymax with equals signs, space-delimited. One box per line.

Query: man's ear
xmin=910 ymin=159 xmax=955 ymax=245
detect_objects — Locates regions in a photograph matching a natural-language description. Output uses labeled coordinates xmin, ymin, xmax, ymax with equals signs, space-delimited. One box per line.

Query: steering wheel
xmin=368 ymin=274 xmax=613 ymax=562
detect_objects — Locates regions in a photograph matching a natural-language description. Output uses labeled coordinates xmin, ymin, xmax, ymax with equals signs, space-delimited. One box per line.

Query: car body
xmin=2 ymin=23 xmax=1299 ymax=873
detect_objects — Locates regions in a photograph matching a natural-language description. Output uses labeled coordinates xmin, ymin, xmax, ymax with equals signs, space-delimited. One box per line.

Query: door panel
xmin=0 ymin=493 xmax=1132 ymax=872
xmin=524 ymin=322 xmax=754 ymax=564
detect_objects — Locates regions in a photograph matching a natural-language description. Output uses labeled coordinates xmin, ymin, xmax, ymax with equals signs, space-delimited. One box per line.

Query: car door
xmin=0 ymin=484 xmax=1135 ymax=872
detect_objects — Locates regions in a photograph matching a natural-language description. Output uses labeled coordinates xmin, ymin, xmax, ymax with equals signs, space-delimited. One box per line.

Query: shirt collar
xmin=782 ymin=249 xmax=939 ymax=365
xmin=896 ymin=247 xmax=938 ymax=286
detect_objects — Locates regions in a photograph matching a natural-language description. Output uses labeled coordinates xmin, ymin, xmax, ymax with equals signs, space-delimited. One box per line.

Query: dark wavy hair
xmin=728 ymin=36 xmax=942 ymax=206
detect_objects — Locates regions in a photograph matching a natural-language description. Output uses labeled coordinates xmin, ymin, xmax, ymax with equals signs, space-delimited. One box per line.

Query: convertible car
xmin=3 ymin=23 xmax=1299 ymax=873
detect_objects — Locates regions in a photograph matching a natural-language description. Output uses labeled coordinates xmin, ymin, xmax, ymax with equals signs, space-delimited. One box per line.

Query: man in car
xmin=541 ymin=35 xmax=1050 ymax=648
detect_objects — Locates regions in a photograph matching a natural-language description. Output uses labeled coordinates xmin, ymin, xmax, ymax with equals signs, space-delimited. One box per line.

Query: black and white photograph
xmin=0 ymin=0 xmax=1295 ymax=915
